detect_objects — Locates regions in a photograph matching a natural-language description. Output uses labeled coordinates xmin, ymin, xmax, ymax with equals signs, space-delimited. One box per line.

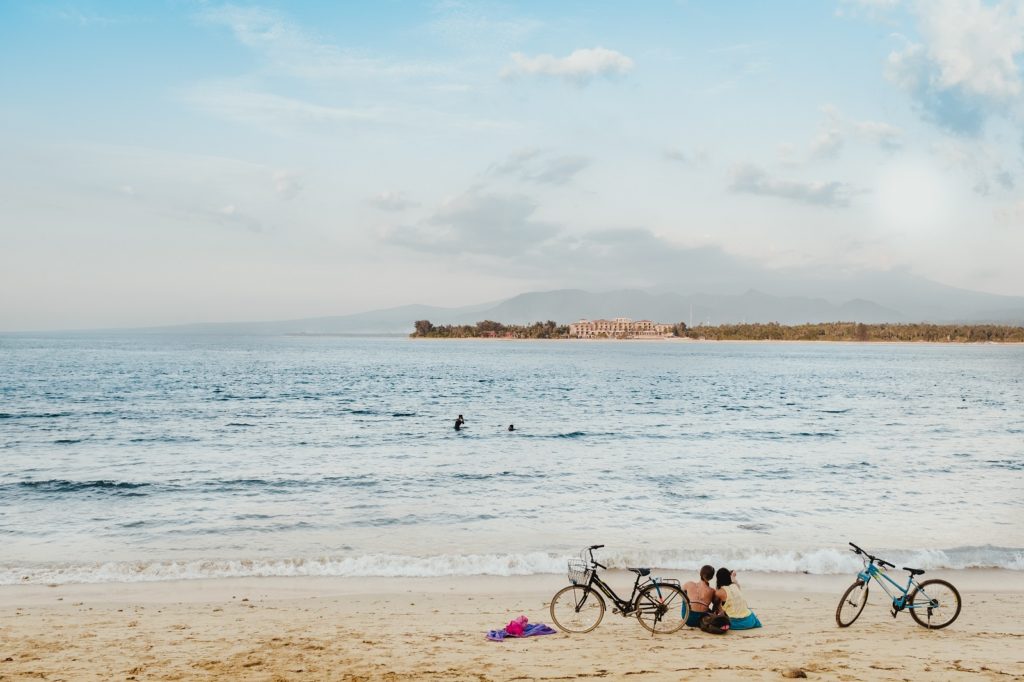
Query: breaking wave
xmin=3 ymin=545 xmax=1021 ymax=585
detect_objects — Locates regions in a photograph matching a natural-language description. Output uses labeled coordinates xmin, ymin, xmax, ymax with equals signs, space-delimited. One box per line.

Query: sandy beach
xmin=1 ymin=570 xmax=1021 ymax=681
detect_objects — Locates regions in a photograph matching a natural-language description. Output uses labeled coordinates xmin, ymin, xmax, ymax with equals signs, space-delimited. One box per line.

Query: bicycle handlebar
xmin=589 ymin=544 xmax=604 ymax=550
xmin=849 ymin=542 xmax=894 ymax=568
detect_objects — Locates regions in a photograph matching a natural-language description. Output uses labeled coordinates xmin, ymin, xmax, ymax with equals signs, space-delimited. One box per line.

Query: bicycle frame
xmin=585 ymin=570 xmax=650 ymax=614
xmin=857 ymin=561 xmax=925 ymax=613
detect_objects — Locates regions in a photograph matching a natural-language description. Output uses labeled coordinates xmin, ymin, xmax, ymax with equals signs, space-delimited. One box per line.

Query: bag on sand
xmin=699 ymin=613 xmax=730 ymax=635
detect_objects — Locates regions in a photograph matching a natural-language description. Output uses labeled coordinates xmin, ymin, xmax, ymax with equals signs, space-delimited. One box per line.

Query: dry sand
xmin=1 ymin=570 xmax=1021 ymax=681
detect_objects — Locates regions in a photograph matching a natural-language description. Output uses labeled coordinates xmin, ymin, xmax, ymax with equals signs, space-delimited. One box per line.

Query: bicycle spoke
xmin=909 ymin=579 xmax=961 ymax=630
xmin=550 ymin=585 xmax=605 ymax=633
xmin=634 ymin=584 xmax=687 ymax=634
xmin=835 ymin=581 xmax=869 ymax=627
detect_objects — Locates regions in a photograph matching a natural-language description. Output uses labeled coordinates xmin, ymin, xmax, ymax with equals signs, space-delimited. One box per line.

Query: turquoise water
xmin=1 ymin=335 xmax=1022 ymax=583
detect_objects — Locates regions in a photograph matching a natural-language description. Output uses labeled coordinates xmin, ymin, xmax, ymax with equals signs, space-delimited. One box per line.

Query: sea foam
xmin=3 ymin=546 xmax=1020 ymax=585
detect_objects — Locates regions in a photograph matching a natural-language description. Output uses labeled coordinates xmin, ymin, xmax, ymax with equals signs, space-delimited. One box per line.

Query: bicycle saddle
xmin=903 ymin=567 xmax=925 ymax=576
xmin=628 ymin=567 xmax=651 ymax=576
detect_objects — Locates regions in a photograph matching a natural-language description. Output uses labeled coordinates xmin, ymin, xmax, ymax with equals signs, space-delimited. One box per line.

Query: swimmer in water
xmin=454 ymin=414 xmax=465 ymax=430
xmin=508 ymin=424 xmax=515 ymax=432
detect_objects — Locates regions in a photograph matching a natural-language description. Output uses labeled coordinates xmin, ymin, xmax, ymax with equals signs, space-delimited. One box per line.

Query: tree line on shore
xmin=680 ymin=321 xmax=1024 ymax=342
xmin=411 ymin=319 xmax=1024 ymax=342
xmin=412 ymin=320 xmax=569 ymax=338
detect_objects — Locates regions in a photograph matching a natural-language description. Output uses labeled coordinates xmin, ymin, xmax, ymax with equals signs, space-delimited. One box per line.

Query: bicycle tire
xmin=634 ymin=583 xmax=689 ymax=634
xmin=550 ymin=584 xmax=605 ymax=633
xmin=908 ymin=579 xmax=961 ymax=629
xmin=835 ymin=580 xmax=869 ymax=627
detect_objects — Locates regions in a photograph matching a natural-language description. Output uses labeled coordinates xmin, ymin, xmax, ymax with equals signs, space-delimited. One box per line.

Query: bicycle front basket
xmin=567 ymin=558 xmax=593 ymax=585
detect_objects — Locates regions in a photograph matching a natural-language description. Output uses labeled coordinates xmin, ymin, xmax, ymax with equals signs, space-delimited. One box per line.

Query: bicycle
xmin=836 ymin=542 xmax=961 ymax=629
xmin=549 ymin=545 xmax=690 ymax=634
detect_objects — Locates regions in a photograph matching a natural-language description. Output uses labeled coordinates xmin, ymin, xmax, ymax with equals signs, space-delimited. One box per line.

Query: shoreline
xmin=2 ymin=567 xmax=1022 ymax=594
xmin=2 ymin=568 xmax=1022 ymax=602
xmin=2 ymin=571 xmax=1021 ymax=680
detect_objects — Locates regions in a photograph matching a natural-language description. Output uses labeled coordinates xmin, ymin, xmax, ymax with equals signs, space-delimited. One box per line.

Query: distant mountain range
xmin=143 ymin=276 xmax=1024 ymax=336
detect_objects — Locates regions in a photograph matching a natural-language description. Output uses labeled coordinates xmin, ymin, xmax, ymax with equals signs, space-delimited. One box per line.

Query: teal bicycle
xmin=836 ymin=542 xmax=961 ymax=629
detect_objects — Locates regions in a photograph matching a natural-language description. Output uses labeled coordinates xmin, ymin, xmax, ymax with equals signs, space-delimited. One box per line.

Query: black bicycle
xmin=549 ymin=545 xmax=690 ymax=634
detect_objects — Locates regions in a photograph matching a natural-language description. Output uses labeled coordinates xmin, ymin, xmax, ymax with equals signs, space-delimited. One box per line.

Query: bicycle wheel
xmin=635 ymin=583 xmax=689 ymax=634
xmin=908 ymin=579 xmax=961 ymax=629
xmin=835 ymin=580 xmax=869 ymax=627
xmin=550 ymin=584 xmax=605 ymax=633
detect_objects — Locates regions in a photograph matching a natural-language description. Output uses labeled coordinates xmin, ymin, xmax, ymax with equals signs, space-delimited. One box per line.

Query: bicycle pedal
xmin=891 ymin=608 xmax=898 ymax=618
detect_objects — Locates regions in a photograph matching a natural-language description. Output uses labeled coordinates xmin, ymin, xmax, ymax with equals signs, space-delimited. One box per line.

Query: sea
xmin=1 ymin=334 xmax=1022 ymax=585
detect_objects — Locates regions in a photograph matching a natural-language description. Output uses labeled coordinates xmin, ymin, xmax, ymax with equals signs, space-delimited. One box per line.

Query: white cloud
xmin=386 ymin=191 xmax=559 ymax=255
xmin=425 ymin=2 xmax=542 ymax=50
xmin=777 ymin=143 xmax=801 ymax=167
xmin=809 ymin=127 xmax=844 ymax=160
xmin=885 ymin=0 xmax=1024 ymax=133
xmin=663 ymin=147 xmax=710 ymax=165
xmin=729 ymin=164 xmax=858 ymax=207
xmin=198 ymin=4 xmax=442 ymax=81
xmin=487 ymin=148 xmax=544 ymax=177
xmin=915 ymin=0 xmax=1023 ymax=99
xmin=185 ymin=82 xmax=514 ymax=136
xmin=782 ymin=105 xmax=902 ymax=165
xmin=185 ymin=86 xmax=383 ymax=130
xmin=487 ymin=149 xmax=590 ymax=185
xmin=273 ymin=170 xmax=302 ymax=199
xmin=931 ymin=138 xmax=1016 ymax=194
xmin=664 ymin=148 xmax=688 ymax=163
xmin=502 ymin=47 xmax=634 ymax=85
xmin=993 ymin=199 xmax=1024 ymax=226
xmin=368 ymin=191 xmax=418 ymax=211
xmin=836 ymin=0 xmax=902 ymax=17
xmin=870 ymin=157 xmax=955 ymax=232
xmin=530 ymin=155 xmax=590 ymax=185
xmin=53 ymin=7 xmax=137 ymax=26
xmin=852 ymin=120 xmax=904 ymax=149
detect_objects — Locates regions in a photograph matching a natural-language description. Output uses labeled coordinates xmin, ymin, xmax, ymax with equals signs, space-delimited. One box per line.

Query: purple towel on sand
xmin=486 ymin=623 xmax=557 ymax=641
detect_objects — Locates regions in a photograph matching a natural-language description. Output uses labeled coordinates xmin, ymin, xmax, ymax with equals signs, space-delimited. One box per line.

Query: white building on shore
xmin=568 ymin=317 xmax=674 ymax=339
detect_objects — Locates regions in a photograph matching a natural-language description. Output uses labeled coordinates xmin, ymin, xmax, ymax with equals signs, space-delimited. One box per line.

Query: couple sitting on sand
xmin=683 ymin=565 xmax=762 ymax=631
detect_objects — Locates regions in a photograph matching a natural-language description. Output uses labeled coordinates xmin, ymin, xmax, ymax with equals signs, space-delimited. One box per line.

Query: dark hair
xmin=700 ymin=565 xmax=715 ymax=581
xmin=716 ymin=567 xmax=732 ymax=588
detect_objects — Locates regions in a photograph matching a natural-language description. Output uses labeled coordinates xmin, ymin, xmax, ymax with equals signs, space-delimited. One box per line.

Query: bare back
xmin=682 ymin=580 xmax=715 ymax=612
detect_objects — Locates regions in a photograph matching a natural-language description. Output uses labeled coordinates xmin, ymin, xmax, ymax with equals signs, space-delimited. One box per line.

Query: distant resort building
xmin=568 ymin=317 xmax=674 ymax=339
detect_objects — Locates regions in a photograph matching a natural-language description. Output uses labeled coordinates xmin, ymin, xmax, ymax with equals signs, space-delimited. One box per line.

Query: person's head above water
xmin=700 ymin=565 xmax=714 ymax=582
xmin=716 ymin=567 xmax=733 ymax=588
xmin=508 ymin=424 xmax=514 ymax=431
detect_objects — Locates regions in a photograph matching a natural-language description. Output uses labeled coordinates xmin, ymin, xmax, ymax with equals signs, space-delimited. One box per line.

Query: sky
xmin=1 ymin=0 xmax=1023 ymax=330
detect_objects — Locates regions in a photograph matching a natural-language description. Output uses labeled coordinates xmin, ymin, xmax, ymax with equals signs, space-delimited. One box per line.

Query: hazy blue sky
xmin=2 ymin=0 xmax=1023 ymax=330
